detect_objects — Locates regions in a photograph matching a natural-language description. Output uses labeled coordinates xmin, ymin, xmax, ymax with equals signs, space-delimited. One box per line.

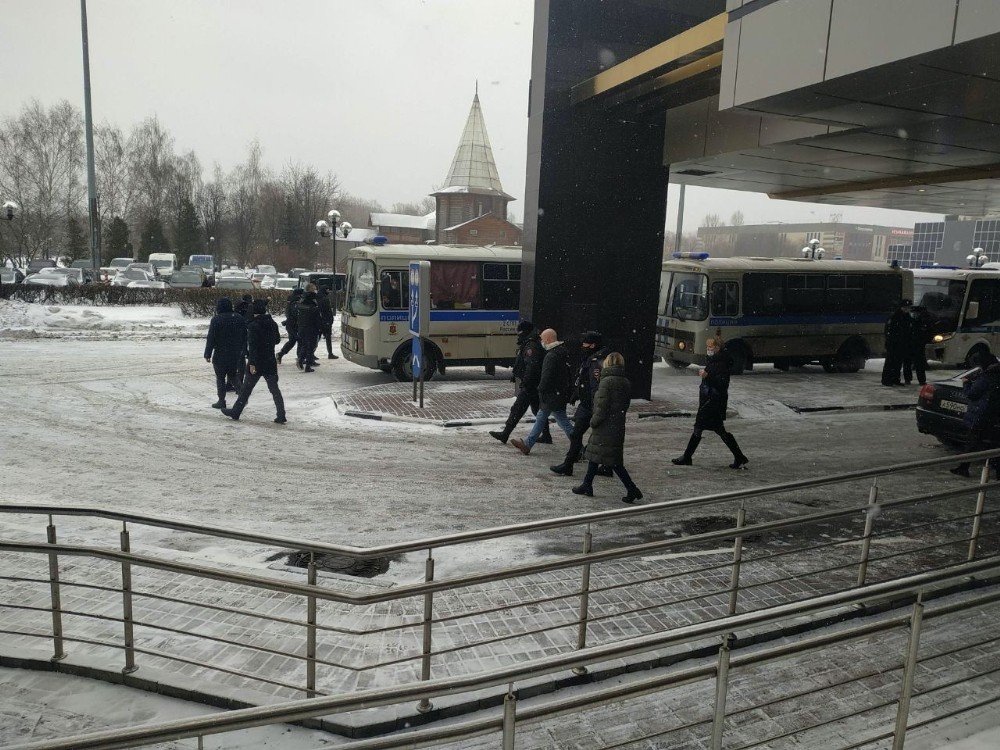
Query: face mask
xmin=707 ymin=348 xmax=717 ymax=357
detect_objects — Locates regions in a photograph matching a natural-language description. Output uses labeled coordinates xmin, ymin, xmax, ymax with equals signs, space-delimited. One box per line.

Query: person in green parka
xmin=572 ymin=352 xmax=644 ymax=504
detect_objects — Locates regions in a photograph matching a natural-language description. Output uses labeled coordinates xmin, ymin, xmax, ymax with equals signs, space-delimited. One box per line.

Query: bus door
xmin=482 ymin=261 xmax=521 ymax=360
xmin=377 ymin=268 xmax=409 ymax=344
xmin=963 ymin=277 xmax=1000 ymax=350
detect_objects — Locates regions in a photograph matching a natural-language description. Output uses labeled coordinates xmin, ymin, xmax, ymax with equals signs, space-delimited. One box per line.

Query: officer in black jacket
xmin=234 ymin=294 xmax=253 ymax=322
xmin=222 ymin=300 xmax=286 ymax=424
xmin=903 ymin=305 xmax=930 ymax=386
xmin=551 ymin=331 xmax=611 ymax=476
xmin=317 ymin=286 xmax=339 ymax=360
xmin=296 ymin=291 xmax=322 ymax=372
xmin=276 ymin=288 xmax=303 ymax=364
xmin=204 ymin=297 xmax=248 ymax=410
xmin=881 ymin=299 xmax=911 ymax=386
xmin=489 ymin=321 xmax=552 ymax=445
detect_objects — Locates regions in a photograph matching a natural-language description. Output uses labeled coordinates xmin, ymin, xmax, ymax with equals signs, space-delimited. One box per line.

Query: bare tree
xmin=228 ymin=141 xmax=264 ymax=268
xmin=702 ymin=213 xmax=723 ymax=228
xmin=730 ymin=210 xmax=745 ymax=226
xmin=197 ymin=163 xmax=227 ymax=258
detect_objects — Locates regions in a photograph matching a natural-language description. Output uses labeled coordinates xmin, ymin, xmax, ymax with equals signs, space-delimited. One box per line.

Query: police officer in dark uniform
xmin=222 ymin=299 xmax=286 ymax=424
xmin=204 ymin=297 xmax=248 ymax=410
xmin=550 ymin=331 xmax=610 ymax=477
xmin=489 ymin=321 xmax=552 ymax=445
xmin=276 ymin=288 xmax=303 ymax=364
xmin=903 ymin=304 xmax=930 ymax=386
xmin=882 ymin=299 xmax=911 ymax=386
xmin=317 ymin=286 xmax=339 ymax=360
xmin=296 ymin=290 xmax=322 ymax=372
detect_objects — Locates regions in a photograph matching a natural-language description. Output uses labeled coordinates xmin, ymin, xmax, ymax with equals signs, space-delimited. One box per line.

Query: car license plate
xmin=940 ymin=399 xmax=967 ymax=414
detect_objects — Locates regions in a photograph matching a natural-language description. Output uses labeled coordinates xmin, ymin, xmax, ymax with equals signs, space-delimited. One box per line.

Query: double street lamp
xmin=968 ymin=246 xmax=989 ymax=268
xmin=802 ymin=238 xmax=825 ymax=260
xmin=315 ymin=209 xmax=352 ymax=275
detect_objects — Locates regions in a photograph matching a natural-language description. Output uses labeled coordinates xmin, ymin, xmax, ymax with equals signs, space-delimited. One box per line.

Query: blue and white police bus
xmin=655 ymin=253 xmax=913 ymax=374
xmin=340 ymin=242 xmax=522 ymax=380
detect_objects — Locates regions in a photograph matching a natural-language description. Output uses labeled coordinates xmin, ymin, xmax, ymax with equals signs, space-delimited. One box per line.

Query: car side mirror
xmin=967 ymin=301 xmax=980 ymax=321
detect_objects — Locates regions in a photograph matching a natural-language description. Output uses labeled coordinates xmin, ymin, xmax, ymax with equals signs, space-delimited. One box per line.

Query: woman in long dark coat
xmin=951 ymin=351 xmax=1000 ymax=477
xmin=672 ymin=337 xmax=749 ymax=469
xmin=572 ymin=352 xmax=644 ymax=503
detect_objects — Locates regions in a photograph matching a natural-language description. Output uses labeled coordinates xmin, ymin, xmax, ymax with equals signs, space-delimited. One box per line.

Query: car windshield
xmin=110 ymin=258 xmax=133 ymax=268
xmin=124 ymin=269 xmax=147 ymax=280
xmin=275 ymin=279 xmax=298 ymax=289
xmin=913 ymin=278 xmax=966 ymax=333
xmin=150 ymin=259 xmax=173 ymax=269
xmin=257 ymin=265 xmax=276 ymax=274
xmin=347 ymin=260 xmax=376 ymax=316
xmin=218 ymin=278 xmax=252 ymax=289
xmin=669 ymin=272 xmax=708 ymax=321
xmin=189 ymin=256 xmax=213 ymax=269
xmin=170 ymin=272 xmax=201 ymax=284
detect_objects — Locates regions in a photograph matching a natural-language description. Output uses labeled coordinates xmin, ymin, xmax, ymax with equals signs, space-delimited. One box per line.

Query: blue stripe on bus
xmin=378 ymin=310 xmax=519 ymax=323
xmin=709 ymin=313 xmax=889 ymax=326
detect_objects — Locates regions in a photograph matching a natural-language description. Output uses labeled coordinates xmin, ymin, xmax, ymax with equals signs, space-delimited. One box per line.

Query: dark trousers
xmin=278 ymin=329 xmax=298 ymax=358
xmin=581 ymin=461 xmax=640 ymax=494
xmin=956 ymin=428 xmax=996 ymax=473
xmin=563 ymin=405 xmax=593 ymax=464
xmin=297 ymin=331 xmax=318 ymax=365
xmin=682 ymin=426 xmax=747 ymax=461
xmin=319 ymin=323 xmax=334 ymax=355
xmin=232 ymin=368 xmax=285 ymax=419
xmin=881 ymin=351 xmax=903 ymax=385
xmin=213 ymin=360 xmax=242 ymax=401
xmin=501 ymin=387 xmax=550 ymax=440
xmin=903 ymin=349 xmax=927 ymax=385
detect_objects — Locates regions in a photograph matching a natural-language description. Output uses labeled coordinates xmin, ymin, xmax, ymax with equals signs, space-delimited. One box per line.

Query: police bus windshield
xmin=913 ymin=278 xmax=966 ymax=333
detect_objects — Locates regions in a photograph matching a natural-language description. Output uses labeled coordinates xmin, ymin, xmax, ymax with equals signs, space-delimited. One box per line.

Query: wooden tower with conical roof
xmin=432 ymin=90 xmax=521 ymax=246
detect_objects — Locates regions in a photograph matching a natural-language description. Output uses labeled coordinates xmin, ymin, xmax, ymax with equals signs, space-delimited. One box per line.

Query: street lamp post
xmin=315 ymin=210 xmax=351 ymax=275
xmin=802 ymin=238 xmax=825 ymax=260
xmin=968 ymin=247 xmax=989 ymax=268
xmin=80 ymin=0 xmax=101 ymax=274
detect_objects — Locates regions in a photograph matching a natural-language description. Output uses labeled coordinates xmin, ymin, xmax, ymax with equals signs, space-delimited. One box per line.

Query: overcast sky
xmin=1 ymin=0 xmax=941 ymax=230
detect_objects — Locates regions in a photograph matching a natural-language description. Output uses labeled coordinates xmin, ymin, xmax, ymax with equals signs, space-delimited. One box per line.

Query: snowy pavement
xmin=3 ymin=311 xmax=1000 ymax=746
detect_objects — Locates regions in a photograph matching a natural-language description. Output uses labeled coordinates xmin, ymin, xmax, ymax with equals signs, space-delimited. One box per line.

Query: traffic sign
xmin=411 ymin=335 xmax=422 ymax=381
xmin=409 ymin=261 xmax=430 ymax=337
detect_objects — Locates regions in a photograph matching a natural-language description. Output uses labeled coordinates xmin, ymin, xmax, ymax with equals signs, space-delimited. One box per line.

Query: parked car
xmin=217 ymin=269 xmax=246 ymax=280
xmin=255 ymin=264 xmax=277 ymax=276
xmin=287 ymin=267 xmax=309 ymax=280
xmin=69 ymin=259 xmax=98 ymax=283
xmin=127 ymin=262 xmax=158 ymax=277
xmin=167 ymin=270 xmax=206 ymax=288
xmin=1 ymin=268 xmax=25 ymax=284
xmin=187 ymin=254 xmax=215 ymax=283
xmin=260 ymin=274 xmax=287 ymax=289
xmin=148 ymin=252 xmax=178 ymax=278
xmin=297 ymin=271 xmax=346 ymax=293
xmin=101 ymin=257 xmax=136 ymax=283
xmin=111 ymin=268 xmax=155 ymax=286
xmin=215 ymin=277 xmax=255 ymax=290
xmin=24 ymin=268 xmax=84 ymax=287
xmin=915 ymin=368 xmax=996 ymax=447
xmin=26 ymin=258 xmax=58 ymax=275
xmin=127 ymin=279 xmax=167 ymax=289
xmin=273 ymin=278 xmax=299 ymax=291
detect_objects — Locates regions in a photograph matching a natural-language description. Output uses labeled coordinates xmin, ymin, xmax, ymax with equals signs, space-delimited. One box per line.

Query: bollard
xmin=416 ymin=550 xmax=435 ymax=713
xmin=728 ymin=504 xmax=746 ymax=615
xmin=967 ymin=463 xmax=991 ymax=562
xmin=856 ymin=478 xmax=880 ymax=587
xmin=710 ymin=633 xmax=734 ymax=750
xmin=305 ymin=553 xmax=318 ymax=697
xmin=892 ymin=593 xmax=924 ymax=750
xmin=46 ymin=516 xmax=66 ymax=661
xmin=573 ymin=525 xmax=593 ymax=676
xmin=502 ymin=683 xmax=517 ymax=750
xmin=120 ymin=522 xmax=138 ymax=673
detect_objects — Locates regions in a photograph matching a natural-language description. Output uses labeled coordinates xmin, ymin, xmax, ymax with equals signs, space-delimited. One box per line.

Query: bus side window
xmin=744 ymin=273 xmax=784 ymax=316
xmin=967 ymin=279 xmax=1000 ymax=323
xmin=379 ymin=270 xmax=408 ymax=310
xmin=482 ymin=262 xmax=520 ymax=309
xmin=710 ymin=282 xmax=739 ymax=317
xmin=864 ymin=274 xmax=902 ymax=313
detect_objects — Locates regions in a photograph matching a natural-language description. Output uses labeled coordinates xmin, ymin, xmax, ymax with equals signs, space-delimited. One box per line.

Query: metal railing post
xmin=502 ymin=683 xmax=517 ymax=750
xmin=967 ymin=463 xmax=991 ymax=562
xmin=710 ymin=633 xmax=734 ymax=750
xmin=892 ymin=593 xmax=925 ymax=750
xmin=416 ymin=550 xmax=435 ymax=713
xmin=120 ymin=522 xmax=138 ymax=674
xmin=728 ymin=503 xmax=746 ymax=615
xmin=857 ymin=477 xmax=880 ymax=587
xmin=46 ymin=515 xmax=66 ymax=661
xmin=305 ymin=553 xmax=318 ymax=697
xmin=573 ymin=525 xmax=593 ymax=676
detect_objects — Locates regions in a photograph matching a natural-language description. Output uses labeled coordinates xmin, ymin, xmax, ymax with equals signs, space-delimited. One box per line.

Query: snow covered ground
xmin=0 ymin=299 xmax=209 ymax=339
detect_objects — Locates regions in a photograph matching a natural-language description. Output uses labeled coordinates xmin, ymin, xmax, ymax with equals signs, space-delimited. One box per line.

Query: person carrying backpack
xmin=510 ymin=328 xmax=575 ymax=455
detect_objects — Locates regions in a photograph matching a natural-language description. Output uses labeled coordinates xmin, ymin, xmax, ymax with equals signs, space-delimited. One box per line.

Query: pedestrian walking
xmin=571 ymin=352 xmax=644 ymax=503
xmin=276 ymin=288 xmax=303 ymax=364
xmin=510 ymin=328 xmax=574 ymax=455
xmin=222 ymin=300 xmax=286 ymax=424
xmin=903 ymin=304 xmax=930 ymax=386
xmin=881 ymin=299 xmax=912 ymax=386
xmin=951 ymin=351 xmax=1000 ymax=478
xmin=672 ymin=336 xmax=749 ymax=469
xmin=204 ymin=297 xmax=248 ymax=410
xmin=489 ymin=321 xmax=552 ymax=445
xmin=234 ymin=293 xmax=254 ymax=322
xmin=550 ymin=330 xmax=611 ymax=477
xmin=317 ymin=286 xmax=339 ymax=360
xmin=296 ymin=290 xmax=321 ymax=372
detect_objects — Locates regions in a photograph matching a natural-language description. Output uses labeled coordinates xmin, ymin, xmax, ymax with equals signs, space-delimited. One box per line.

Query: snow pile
xmin=0 ymin=299 xmax=210 ymax=339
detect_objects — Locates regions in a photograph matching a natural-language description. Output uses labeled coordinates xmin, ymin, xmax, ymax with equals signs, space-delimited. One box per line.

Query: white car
xmin=111 ymin=268 xmax=155 ymax=286
xmin=127 ymin=279 xmax=167 ymax=289
xmin=255 ymin=265 xmax=277 ymax=276
xmin=217 ymin=269 xmax=246 ymax=280
xmin=274 ymin=278 xmax=299 ymax=291
xmin=24 ymin=268 xmax=83 ymax=287
xmin=260 ymin=274 xmax=286 ymax=289
xmin=215 ymin=277 xmax=255 ymax=290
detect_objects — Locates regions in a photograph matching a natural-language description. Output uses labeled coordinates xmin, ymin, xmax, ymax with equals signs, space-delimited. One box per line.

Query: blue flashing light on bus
xmin=370 ymin=235 xmax=389 ymax=246
xmin=919 ymin=264 xmax=959 ymax=270
xmin=672 ymin=251 xmax=710 ymax=260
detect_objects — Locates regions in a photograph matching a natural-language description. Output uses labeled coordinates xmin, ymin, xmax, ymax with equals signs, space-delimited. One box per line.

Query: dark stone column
xmin=521 ymin=0 xmax=713 ymax=398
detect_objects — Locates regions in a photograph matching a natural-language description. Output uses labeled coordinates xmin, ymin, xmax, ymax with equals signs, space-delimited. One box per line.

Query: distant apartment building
xmin=888 ymin=217 xmax=1000 ymax=268
xmin=696 ymin=222 xmax=910 ymax=262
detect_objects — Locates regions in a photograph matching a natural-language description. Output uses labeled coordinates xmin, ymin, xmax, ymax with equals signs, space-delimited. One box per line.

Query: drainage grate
xmin=267 ymin=550 xmax=396 ymax=578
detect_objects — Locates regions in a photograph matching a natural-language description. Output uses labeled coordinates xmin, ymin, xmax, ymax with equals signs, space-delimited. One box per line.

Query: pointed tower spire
xmin=440 ymin=90 xmax=509 ymax=196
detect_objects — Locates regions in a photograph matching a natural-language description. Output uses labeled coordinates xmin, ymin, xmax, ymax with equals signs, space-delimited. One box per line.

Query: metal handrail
xmin=10 ymin=557 xmax=1000 ymax=750
xmin=4 ymin=448 xmax=998 ymax=559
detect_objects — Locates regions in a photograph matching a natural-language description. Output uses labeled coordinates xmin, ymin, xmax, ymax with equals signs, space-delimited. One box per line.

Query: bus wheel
xmin=391 ymin=344 xmax=438 ymax=382
xmin=667 ymin=358 xmax=690 ymax=370
xmin=820 ymin=358 xmax=837 ymax=373
xmin=834 ymin=341 xmax=866 ymax=373
xmin=773 ymin=359 xmax=790 ymax=372
xmin=965 ymin=345 xmax=990 ymax=369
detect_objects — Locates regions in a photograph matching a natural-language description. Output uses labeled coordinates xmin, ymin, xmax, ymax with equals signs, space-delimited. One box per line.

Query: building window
xmin=499 ymin=230 xmax=506 ymax=239
xmin=469 ymin=229 xmax=479 ymax=237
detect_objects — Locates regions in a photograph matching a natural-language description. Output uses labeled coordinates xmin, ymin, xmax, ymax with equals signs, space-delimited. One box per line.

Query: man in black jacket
xmin=204 ymin=297 xmax=248 ymax=410
xmin=551 ymin=331 xmax=610 ymax=476
xmin=903 ymin=305 xmax=930 ymax=386
xmin=510 ymin=328 xmax=575 ymax=455
xmin=277 ymin=288 xmax=303 ymax=364
xmin=222 ymin=300 xmax=286 ymax=424
xmin=296 ymin=290 xmax=322 ymax=372
xmin=489 ymin=321 xmax=551 ymax=445
xmin=234 ymin=293 xmax=253 ymax=322
xmin=317 ymin=286 xmax=339 ymax=360
xmin=881 ymin=299 xmax=911 ymax=386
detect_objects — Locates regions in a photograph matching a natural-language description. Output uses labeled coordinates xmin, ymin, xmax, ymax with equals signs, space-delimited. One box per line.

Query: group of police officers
xmin=882 ymin=300 xmax=931 ymax=387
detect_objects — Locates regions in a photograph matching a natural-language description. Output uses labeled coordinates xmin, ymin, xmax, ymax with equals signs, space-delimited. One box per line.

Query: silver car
xmin=215 ymin=277 xmax=255 ymax=290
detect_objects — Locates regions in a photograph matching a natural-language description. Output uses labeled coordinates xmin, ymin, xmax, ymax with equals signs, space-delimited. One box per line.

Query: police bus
xmin=912 ymin=266 xmax=1000 ymax=367
xmin=340 ymin=241 xmax=522 ymax=380
xmin=655 ymin=254 xmax=912 ymax=374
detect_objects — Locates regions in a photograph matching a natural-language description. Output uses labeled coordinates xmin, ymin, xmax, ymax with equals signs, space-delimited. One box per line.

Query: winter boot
xmin=672 ymin=434 xmax=700 ymax=465
xmin=220 ymin=407 xmax=240 ymax=421
xmin=621 ymin=489 xmax=644 ymax=504
xmin=304 ymin=365 xmax=315 ymax=373
xmin=328 ymin=353 xmax=339 ymax=360
xmin=211 ymin=400 xmax=226 ymax=409
xmin=951 ymin=463 xmax=972 ymax=478
xmin=720 ymin=431 xmax=749 ymax=469
xmin=274 ymin=416 xmax=287 ymax=424
xmin=537 ymin=430 xmax=553 ymax=445
xmin=510 ymin=438 xmax=530 ymax=455
xmin=489 ymin=430 xmax=509 ymax=444
xmin=571 ymin=484 xmax=594 ymax=497
xmin=550 ymin=463 xmax=573 ymax=477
